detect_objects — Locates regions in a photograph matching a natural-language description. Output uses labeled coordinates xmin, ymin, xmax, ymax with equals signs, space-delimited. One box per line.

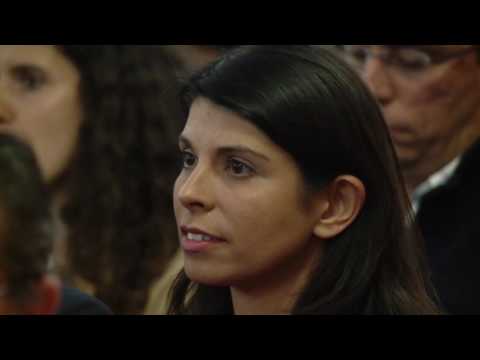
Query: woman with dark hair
xmin=0 ymin=133 xmax=59 ymax=314
xmin=0 ymin=45 xmax=183 ymax=314
xmin=169 ymin=45 xmax=441 ymax=315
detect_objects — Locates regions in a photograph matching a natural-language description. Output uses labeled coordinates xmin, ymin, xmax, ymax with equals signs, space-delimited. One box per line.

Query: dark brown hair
xmin=169 ymin=46 xmax=441 ymax=315
xmin=56 ymin=46 xmax=183 ymax=314
xmin=0 ymin=134 xmax=53 ymax=304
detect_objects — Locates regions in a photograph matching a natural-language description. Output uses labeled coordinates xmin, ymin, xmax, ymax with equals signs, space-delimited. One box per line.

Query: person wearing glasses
xmin=340 ymin=45 xmax=480 ymax=314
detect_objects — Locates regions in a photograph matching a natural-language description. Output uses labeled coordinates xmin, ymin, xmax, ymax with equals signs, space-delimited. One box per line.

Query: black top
xmin=57 ymin=287 xmax=113 ymax=315
xmin=417 ymin=141 xmax=480 ymax=315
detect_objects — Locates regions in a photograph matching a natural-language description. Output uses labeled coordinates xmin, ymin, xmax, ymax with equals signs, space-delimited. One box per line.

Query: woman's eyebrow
xmin=217 ymin=146 xmax=271 ymax=162
xmin=179 ymin=136 xmax=271 ymax=162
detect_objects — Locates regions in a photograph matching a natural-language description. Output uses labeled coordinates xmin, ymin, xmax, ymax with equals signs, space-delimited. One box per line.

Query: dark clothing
xmin=418 ymin=141 xmax=480 ymax=314
xmin=57 ymin=287 xmax=113 ymax=315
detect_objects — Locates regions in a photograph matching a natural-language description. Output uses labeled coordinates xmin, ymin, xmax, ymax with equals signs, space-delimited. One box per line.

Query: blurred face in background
xmin=170 ymin=45 xmax=223 ymax=75
xmin=0 ymin=45 xmax=83 ymax=183
xmin=342 ymin=45 xmax=480 ymax=188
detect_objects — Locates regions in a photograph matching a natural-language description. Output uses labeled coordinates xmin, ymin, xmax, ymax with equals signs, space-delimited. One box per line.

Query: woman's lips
xmin=180 ymin=226 xmax=226 ymax=253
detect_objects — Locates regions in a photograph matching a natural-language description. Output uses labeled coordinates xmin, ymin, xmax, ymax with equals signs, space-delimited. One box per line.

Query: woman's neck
xmin=230 ymin=244 xmax=321 ymax=315
xmin=231 ymin=286 xmax=296 ymax=316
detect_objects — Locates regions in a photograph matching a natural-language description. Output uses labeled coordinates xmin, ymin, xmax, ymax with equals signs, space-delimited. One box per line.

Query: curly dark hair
xmin=55 ymin=46 xmax=183 ymax=314
xmin=0 ymin=134 xmax=53 ymax=305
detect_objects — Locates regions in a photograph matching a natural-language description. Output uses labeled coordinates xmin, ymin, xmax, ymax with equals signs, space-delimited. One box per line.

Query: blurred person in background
xmin=339 ymin=45 xmax=480 ymax=314
xmin=0 ymin=133 xmax=111 ymax=315
xmin=0 ymin=45 xmax=183 ymax=314
xmin=0 ymin=133 xmax=60 ymax=315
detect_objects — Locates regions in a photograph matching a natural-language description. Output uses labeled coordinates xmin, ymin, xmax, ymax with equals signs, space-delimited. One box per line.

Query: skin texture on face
xmin=174 ymin=98 xmax=325 ymax=314
xmin=358 ymin=45 xmax=480 ymax=190
xmin=0 ymin=45 xmax=83 ymax=183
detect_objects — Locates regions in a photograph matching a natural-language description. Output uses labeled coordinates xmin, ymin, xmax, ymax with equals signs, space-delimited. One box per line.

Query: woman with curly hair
xmin=0 ymin=45 xmax=183 ymax=314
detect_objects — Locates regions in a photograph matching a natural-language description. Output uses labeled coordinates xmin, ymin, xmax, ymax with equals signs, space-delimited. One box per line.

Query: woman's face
xmin=0 ymin=45 xmax=83 ymax=182
xmin=174 ymin=97 xmax=324 ymax=291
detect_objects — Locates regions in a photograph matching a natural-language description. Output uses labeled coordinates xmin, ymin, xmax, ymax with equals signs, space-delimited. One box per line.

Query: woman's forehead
xmin=0 ymin=45 xmax=64 ymax=65
xmin=183 ymin=98 xmax=291 ymax=160
xmin=184 ymin=98 xmax=268 ymax=142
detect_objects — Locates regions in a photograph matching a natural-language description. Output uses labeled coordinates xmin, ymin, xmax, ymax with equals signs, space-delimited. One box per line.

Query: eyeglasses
xmin=341 ymin=45 xmax=477 ymax=76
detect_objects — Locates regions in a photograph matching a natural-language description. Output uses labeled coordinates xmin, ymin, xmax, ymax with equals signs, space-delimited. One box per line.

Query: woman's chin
xmin=185 ymin=271 xmax=232 ymax=288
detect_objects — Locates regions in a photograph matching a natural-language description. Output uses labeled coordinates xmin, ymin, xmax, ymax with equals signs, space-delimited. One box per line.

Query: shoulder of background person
xmin=422 ymin=140 xmax=480 ymax=202
xmin=457 ymin=140 xmax=480 ymax=183
xmin=57 ymin=286 xmax=113 ymax=315
xmin=145 ymin=250 xmax=184 ymax=315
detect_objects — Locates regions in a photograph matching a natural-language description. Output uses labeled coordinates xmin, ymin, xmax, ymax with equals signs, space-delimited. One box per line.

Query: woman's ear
xmin=313 ymin=176 xmax=366 ymax=240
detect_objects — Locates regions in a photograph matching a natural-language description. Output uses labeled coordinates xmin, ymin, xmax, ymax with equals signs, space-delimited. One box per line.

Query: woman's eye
xmin=226 ymin=158 xmax=255 ymax=177
xmin=12 ymin=66 xmax=47 ymax=91
xmin=181 ymin=151 xmax=197 ymax=169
